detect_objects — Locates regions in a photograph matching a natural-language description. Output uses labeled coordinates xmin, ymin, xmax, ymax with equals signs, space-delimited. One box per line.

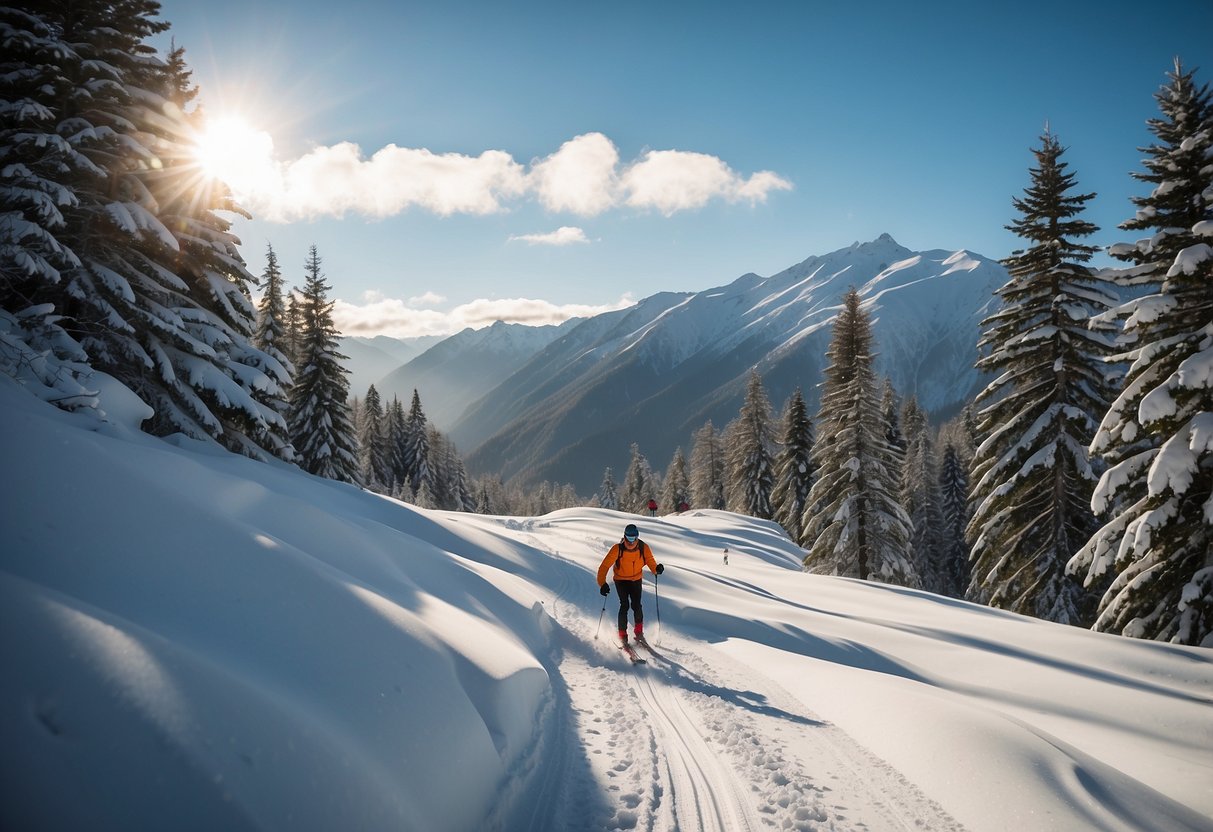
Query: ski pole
xmin=595 ymin=591 xmax=608 ymax=640
xmin=654 ymin=573 xmax=662 ymax=645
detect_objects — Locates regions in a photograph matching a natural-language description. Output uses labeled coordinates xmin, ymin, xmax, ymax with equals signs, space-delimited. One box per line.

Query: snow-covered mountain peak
xmin=418 ymin=318 xmax=574 ymax=362
xmin=459 ymin=234 xmax=1010 ymax=489
xmin=941 ymin=249 xmax=983 ymax=274
xmin=846 ymin=231 xmax=908 ymax=254
xmin=853 ymin=231 xmax=902 ymax=250
xmin=774 ymin=234 xmax=917 ymax=290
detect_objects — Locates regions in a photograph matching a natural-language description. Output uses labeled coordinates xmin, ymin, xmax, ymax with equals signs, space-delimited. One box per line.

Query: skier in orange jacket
xmin=597 ymin=523 xmax=664 ymax=644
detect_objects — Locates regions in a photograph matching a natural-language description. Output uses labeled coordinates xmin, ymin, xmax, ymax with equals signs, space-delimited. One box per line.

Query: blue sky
xmin=156 ymin=0 xmax=1212 ymax=337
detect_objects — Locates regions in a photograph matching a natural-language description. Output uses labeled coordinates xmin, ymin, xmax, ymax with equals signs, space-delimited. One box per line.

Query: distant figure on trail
xmin=597 ymin=523 xmax=664 ymax=645
xmin=647 ymin=498 xmax=658 ymax=516
xmin=723 ymin=548 xmax=729 ymax=566
xmin=678 ymin=500 xmax=689 ymax=513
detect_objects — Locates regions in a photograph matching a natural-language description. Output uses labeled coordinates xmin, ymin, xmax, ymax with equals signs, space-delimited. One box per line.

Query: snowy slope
xmin=460 ymin=234 xmax=1005 ymax=492
xmin=3 ymin=379 xmax=1211 ymax=832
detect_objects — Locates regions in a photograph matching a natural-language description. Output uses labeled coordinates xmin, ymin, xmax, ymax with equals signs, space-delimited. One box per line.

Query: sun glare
xmin=192 ymin=115 xmax=278 ymax=199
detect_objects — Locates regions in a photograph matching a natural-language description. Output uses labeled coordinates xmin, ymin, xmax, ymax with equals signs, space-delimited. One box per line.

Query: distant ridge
xmin=449 ymin=235 xmax=1005 ymax=493
xmin=375 ymin=320 xmax=578 ymax=429
xmin=339 ymin=334 xmax=444 ymax=401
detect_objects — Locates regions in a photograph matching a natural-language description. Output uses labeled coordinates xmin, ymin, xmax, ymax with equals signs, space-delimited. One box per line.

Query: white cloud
xmin=221 ymin=130 xmax=789 ymax=222
xmin=449 ymin=296 xmax=630 ymax=328
xmin=332 ymin=297 xmax=454 ymax=338
xmin=250 ymin=143 xmax=528 ymax=221
xmin=408 ymin=291 xmax=446 ymax=306
xmin=509 ymin=226 xmax=591 ymax=246
xmin=528 ymin=132 xmax=620 ymax=216
xmin=332 ymin=293 xmax=634 ymax=338
xmin=622 ymin=149 xmax=793 ymax=215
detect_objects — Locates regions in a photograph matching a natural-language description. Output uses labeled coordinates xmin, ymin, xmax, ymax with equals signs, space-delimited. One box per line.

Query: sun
xmin=191 ymin=114 xmax=278 ymax=199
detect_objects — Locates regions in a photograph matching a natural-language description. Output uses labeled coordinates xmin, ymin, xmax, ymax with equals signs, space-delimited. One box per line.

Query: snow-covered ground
xmin=2 ymin=376 xmax=1211 ymax=832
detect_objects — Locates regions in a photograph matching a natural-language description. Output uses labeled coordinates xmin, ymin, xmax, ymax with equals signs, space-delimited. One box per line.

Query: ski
xmin=620 ymin=643 xmax=647 ymax=664
xmin=633 ymin=636 xmax=660 ymax=658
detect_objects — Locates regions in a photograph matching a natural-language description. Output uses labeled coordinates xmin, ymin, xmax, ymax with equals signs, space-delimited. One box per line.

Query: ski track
xmin=499 ymin=526 xmax=963 ymax=832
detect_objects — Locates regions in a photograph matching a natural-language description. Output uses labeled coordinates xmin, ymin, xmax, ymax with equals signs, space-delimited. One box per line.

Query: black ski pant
xmin=615 ymin=578 xmax=644 ymax=633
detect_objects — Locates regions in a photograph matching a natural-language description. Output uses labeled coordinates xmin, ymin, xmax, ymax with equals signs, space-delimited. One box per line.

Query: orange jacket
xmin=597 ymin=539 xmax=658 ymax=584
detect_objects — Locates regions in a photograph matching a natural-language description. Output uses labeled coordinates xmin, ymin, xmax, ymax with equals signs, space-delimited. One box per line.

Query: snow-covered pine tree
xmin=533 ymin=481 xmax=552 ymax=516
xmin=426 ymin=426 xmax=453 ymax=509
xmin=900 ymin=395 xmax=926 ymax=447
xmin=879 ymin=379 xmax=907 ymax=517
xmin=402 ymin=388 xmax=431 ymax=499
xmin=620 ymin=442 xmax=655 ymax=514
xmin=0 ymin=7 xmax=98 ymax=411
xmin=596 ymin=467 xmax=620 ymax=510
xmin=2 ymin=1 xmax=170 ymax=418
xmin=475 ymin=480 xmax=493 ymax=514
xmin=726 ymin=369 xmax=776 ymax=519
xmin=882 ymin=378 xmax=907 ymax=454
xmin=470 ymin=475 xmax=507 ymax=514
xmin=1070 ymin=61 xmax=1213 ymax=646
xmin=447 ymin=440 xmax=477 ymax=512
xmin=555 ymin=483 xmax=580 ymax=510
xmin=349 ymin=394 xmax=363 ymax=438
xmin=252 ymin=243 xmax=295 ymax=441
xmin=962 ymin=405 xmax=980 ymax=450
xmin=357 ymin=385 xmax=391 ymax=491
xmin=428 ymin=428 xmax=475 ymax=512
xmin=938 ymin=441 xmax=972 ymax=598
xmin=661 ymin=447 xmax=690 ymax=514
xmin=967 ymin=129 xmax=1114 ymax=624
xmin=288 ymin=246 xmax=359 ymax=482
xmin=414 ymin=477 xmax=438 ymax=510
xmin=284 ymin=289 xmax=303 ymax=368
xmin=938 ymin=409 xmax=978 ymax=468
xmin=690 ymin=420 xmax=726 ymax=510
xmin=900 ymin=395 xmax=946 ymax=592
xmin=144 ymin=46 xmax=293 ymax=461
xmin=1 ymin=4 xmax=288 ymax=460
xmin=772 ymin=389 xmax=817 ymax=546
xmin=802 ymin=288 xmax=916 ymax=586
xmin=385 ymin=395 xmax=407 ymax=492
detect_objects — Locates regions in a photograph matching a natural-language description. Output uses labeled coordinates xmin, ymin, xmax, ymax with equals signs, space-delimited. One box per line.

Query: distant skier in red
xmin=647 ymin=498 xmax=658 ymax=516
xmin=597 ymin=523 xmax=664 ymax=645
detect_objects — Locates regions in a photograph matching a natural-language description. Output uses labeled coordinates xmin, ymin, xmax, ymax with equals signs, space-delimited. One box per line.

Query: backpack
xmin=615 ymin=538 xmax=648 ymax=571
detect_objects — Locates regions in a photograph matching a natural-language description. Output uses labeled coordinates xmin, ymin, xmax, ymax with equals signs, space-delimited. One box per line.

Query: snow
xmin=1167 ymin=243 xmax=1212 ymax=277
xmin=3 ymin=377 xmax=1213 ymax=832
xmin=940 ymin=249 xmax=981 ymax=274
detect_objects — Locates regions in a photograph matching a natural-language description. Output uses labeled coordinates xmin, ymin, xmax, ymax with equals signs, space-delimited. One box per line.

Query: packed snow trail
xmin=495 ymin=531 xmax=963 ymax=832
xmin=627 ymin=654 xmax=761 ymax=832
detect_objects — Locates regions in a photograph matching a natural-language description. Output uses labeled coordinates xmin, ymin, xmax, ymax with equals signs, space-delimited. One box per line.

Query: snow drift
xmin=2 ymin=377 xmax=1211 ymax=831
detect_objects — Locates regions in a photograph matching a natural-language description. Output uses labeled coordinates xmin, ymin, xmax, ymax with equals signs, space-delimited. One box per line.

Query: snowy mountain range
xmin=450 ymin=234 xmax=1006 ymax=493
xmin=333 ymin=235 xmax=1007 ymax=493
xmin=375 ymin=320 xmax=578 ymax=429
xmin=339 ymin=334 xmax=444 ymax=400
xmin=4 ymin=376 xmax=1210 ymax=831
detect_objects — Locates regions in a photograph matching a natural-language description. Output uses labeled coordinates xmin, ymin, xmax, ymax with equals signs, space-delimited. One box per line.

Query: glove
xmin=600 ymin=583 xmax=610 ymax=596
xmin=655 ymin=563 xmax=665 ymax=575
